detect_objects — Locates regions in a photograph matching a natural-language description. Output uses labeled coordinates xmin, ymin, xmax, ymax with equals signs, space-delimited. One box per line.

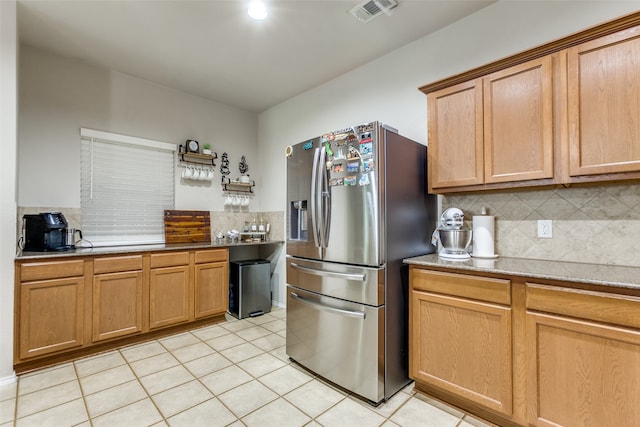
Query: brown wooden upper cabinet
xmin=427 ymin=57 xmax=554 ymax=193
xmin=428 ymin=79 xmax=484 ymax=189
xmin=422 ymin=13 xmax=640 ymax=193
xmin=567 ymin=25 xmax=640 ymax=177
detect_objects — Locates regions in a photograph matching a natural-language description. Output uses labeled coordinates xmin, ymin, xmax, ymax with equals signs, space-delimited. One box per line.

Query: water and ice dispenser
xmin=289 ymin=200 xmax=308 ymax=241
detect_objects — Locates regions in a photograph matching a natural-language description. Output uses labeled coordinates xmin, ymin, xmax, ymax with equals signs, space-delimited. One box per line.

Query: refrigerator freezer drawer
xmin=286 ymin=256 xmax=383 ymax=306
xmin=286 ymin=285 xmax=384 ymax=404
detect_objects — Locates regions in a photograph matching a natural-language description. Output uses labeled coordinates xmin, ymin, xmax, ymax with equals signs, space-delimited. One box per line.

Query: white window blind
xmin=80 ymin=128 xmax=176 ymax=246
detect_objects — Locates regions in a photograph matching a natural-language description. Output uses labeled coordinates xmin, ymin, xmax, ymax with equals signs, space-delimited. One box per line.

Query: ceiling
xmin=17 ymin=0 xmax=495 ymax=113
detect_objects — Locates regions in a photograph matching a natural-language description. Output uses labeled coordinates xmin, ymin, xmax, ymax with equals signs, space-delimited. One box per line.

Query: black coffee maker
xmin=23 ymin=212 xmax=74 ymax=251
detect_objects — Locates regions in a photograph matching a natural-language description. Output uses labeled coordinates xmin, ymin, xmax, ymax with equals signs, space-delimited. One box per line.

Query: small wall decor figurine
xmin=239 ymin=155 xmax=249 ymax=175
xmin=220 ymin=152 xmax=230 ymax=176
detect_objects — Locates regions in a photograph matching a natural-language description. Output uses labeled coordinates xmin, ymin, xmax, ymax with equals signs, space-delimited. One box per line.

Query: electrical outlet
xmin=538 ymin=220 xmax=552 ymax=238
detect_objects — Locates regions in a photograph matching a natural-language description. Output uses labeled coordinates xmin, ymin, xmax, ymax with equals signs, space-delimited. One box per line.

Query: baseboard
xmin=0 ymin=372 xmax=17 ymax=386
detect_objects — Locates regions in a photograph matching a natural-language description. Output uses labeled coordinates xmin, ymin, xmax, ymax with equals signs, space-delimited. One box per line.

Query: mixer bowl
xmin=438 ymin=229 xmax=472 ymax=253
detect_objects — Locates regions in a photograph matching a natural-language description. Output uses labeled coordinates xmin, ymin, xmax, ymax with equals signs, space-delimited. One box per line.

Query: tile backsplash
xmin=16 ymin=208 xmax=284 ymax=245
xmin=442 ymin=184 xmax=640 ymax=267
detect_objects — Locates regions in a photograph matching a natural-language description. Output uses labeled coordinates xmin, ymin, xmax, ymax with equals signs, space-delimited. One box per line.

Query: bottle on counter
xmin=258 ymin=216 xmax=265 ymax=232
xmin=251 ymin=217 xmax=257 ymax=232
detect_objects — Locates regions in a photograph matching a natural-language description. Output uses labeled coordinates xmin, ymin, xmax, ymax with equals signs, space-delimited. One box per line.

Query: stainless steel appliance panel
xmin=286 ymin=137 xmax=323 ymax=261
xmin=286 ymin=286 xmax=384 ymax=403
xmin=285 ymin=121 xmax=437 ymax=404
xmin=286 ymin=256 xmax=383 ymax=306
xmin=322 ymin=126 xmax=381 ymax=267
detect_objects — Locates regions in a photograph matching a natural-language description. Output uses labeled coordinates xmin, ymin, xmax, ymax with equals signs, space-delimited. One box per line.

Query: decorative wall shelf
xmin=239 ymin=232 xmax=267 ymax=242
xmin=179 ymin=152 xmax=218 ymax=166
xmin=222 ymin=176 xmax=255 ymax=193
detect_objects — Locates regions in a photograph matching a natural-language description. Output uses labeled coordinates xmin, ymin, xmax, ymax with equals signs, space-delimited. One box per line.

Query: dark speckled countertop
xmin=404 ymin=253 xmax=640 ymax=291
xmin=16 ymin=240 xmax=283 ymax=261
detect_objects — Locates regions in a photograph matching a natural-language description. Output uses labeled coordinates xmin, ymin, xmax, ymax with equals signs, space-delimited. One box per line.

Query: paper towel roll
xmin=472 ymin=214 xmax=495 ymax=257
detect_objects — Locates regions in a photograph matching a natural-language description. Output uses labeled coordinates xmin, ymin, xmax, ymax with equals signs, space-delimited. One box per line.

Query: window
xmin=80 ymin=128 xmax=176 ymax=246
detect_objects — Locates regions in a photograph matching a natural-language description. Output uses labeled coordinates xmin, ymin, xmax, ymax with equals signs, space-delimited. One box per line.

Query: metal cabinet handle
xmin=290 ymin=292 xmax=365 ymax=319
xmin=290 ymin=262 xmax=366 ymax=281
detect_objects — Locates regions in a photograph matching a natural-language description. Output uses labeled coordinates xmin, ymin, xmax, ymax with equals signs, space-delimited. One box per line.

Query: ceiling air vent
xmin=348 ymin=0 xmax=398 ymax=23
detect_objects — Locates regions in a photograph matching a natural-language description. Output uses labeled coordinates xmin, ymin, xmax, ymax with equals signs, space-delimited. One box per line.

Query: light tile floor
xmin=1 ymin=307 xmax=494 ymax=427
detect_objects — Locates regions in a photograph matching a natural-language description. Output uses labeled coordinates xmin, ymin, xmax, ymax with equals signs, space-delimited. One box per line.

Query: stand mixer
xmin=431 ymin=208 xmax=473 ymax=260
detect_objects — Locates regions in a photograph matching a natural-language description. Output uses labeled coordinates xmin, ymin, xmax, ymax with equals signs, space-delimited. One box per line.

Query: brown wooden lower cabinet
xmin=92 ymin=255 xmax=144 ymax=342
xmin=149 ymin=251 xmax=191 ymax=330
xmin=149 ymin=265 xmax=191 ymax=329
xmin=411 ymin=290 xmax=513 ymax=416
xmin=18 ymin=276 xmax=84 ymax=360
xmin=526 ymin=311 xmax=640 ymax=427
xmin=409 ymin=265 xmax=640 ymax=427
xmin=526 ymin=283 xmax=640 ymax=426
xmin=410 ymin=268 xmax=514 ymax=419
xmin=14 ymin=247 xmax=229 ymax=371
xmin=194 ymin=249 xmax=228 ymax=319
xmin=92 ymin=270 xmax=144 ymax=342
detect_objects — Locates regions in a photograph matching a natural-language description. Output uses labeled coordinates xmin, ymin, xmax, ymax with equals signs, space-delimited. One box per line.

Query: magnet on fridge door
xmin=329 ymin=177 xmax=344 ymax=186
xmin=332 ymin=163 xmax=344 ymax=173
xmin=359 ymin=142 xmax=372 ymax=155
xmin=324 ymin=141 xmax=334 ymax=157
xmin=344 ymin=176 xmax=356 ymax=186
xmin=359 ymin=173 xmax=370 ymax=186
xmin=363 ymin=159 xmax=374 ymax=173
xmin=346 ymin=162 xmax=359 ymax=173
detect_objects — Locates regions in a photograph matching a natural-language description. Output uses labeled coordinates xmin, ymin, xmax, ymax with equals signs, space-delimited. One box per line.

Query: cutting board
xmin=163 ymin=210 xmax=211 ymax=244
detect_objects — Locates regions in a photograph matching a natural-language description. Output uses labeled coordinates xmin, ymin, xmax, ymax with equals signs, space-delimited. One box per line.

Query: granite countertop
xmin=404 ymin=253 xmax=640 ymax=291
xmin=16 ymin=239 xmax=283 ymax=260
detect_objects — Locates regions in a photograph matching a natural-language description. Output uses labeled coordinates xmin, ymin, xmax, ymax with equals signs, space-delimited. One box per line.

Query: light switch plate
xmin=538 ymin=220 xmax=552 ymax=238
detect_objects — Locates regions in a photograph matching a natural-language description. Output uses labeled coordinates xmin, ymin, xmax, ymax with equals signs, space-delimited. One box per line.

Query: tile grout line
xmin=129 ymin=337 xmax=194 ymax=425
xmin=9 ymin=309 xmax=479 ymax=427
xmin=160 ymin=330 xmax=241 ymax=424
xmin=71 ymin=359 xmax=93 ymax=427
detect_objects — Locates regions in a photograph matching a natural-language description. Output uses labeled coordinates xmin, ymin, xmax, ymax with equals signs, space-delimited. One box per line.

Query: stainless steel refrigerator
xmin=285 ymin=121 xmax=437 ymax=404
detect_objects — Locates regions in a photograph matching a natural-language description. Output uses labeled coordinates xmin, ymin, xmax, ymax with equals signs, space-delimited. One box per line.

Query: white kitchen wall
xmin=19 ymin=45 xmax=261 ymax=212
xmin=0 ymin=0 xmax=17 ymax=385
xmin=258 ymin=1 xmax=640 ymax=304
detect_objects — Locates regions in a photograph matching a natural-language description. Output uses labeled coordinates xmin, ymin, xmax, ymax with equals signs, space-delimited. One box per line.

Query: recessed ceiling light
xmin=248 ymin=1 xmax=267 ymax=20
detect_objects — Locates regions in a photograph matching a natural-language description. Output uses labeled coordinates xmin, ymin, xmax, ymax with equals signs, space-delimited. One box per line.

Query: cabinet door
xmin=19 ymin=277 xmax=84 ymax=360
xmin=527 ymin=312 xmax=640 ymax=427
xmin=568 ymin=25 xmax=640 ymax=176
xmin=149 ymin=265 xmax=191 ymax=329
xmin=484 ymin=56 xmax=554 ymax=183
xmin=427 ymin=79 xmax=484 ymax=191
xmin=194 ymin=261 xmax=228 ymax=319
xmin=92 ymin=271 xmax=143 ymax=342
xmin=410 ymin=290 xmax=513 ymax=416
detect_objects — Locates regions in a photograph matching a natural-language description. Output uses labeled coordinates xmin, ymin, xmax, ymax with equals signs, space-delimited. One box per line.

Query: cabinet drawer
xmin=411 ymin=268 xmax=511 ymax=305
xmin=526 ymin=283 xmax=640 ymax=329
xmin=195 ymin=249 xmax=227 ymax=264
xmin=150 ymin=251 xmax=189 ymax=268
xmin=20 ymin=259 xmax=85 ymax=282
xmin=94 ymin=255 xmax=143 ymax=274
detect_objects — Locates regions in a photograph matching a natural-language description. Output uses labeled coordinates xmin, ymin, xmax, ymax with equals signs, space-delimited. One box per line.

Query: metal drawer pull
xmin=290 ymin=292 xmax=366 ymax=319
xmin=290 ymin=262 xmax=366 ymax=281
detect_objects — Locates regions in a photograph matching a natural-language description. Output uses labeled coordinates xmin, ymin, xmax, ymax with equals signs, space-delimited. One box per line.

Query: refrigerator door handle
xmin=320 ymin=147 xmax=331 ymax=248
xmin=290 ymin=262 xmax=367 ymax=281
xmin=290 ymin=292 xmax=366 ymax=319
xmin=310 ymin=147 xmax=322 ymax=247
